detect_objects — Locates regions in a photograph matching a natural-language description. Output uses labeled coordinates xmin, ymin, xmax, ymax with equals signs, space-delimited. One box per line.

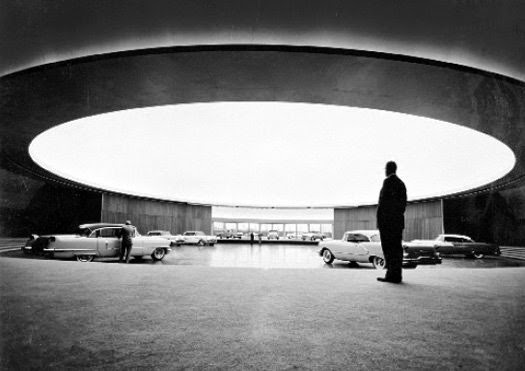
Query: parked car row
xmin=147 ymin=230 xmax=217 ymax=247
xmin=21 ymin=223 xmax=500 ymax=266
xmin=213 ymin=230 xmax=328 ymax=240
xmin=318 ymin=230 xmax=501 ymax=269
xmin=318 ymin=230 xmax=442 ymax=269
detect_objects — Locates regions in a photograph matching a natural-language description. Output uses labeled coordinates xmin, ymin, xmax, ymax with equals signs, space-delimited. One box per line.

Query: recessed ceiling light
xmin=29 ymin=102 xmax=515 ymax=207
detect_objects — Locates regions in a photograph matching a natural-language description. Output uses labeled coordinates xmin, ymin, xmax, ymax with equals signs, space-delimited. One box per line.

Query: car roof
xmin=78 ymin=223 xmax=124 ymax=229
xmin=440 ymin=234 xmax=471 ymax=239
xmin=346 ymin=230 xmax=380 ymax=237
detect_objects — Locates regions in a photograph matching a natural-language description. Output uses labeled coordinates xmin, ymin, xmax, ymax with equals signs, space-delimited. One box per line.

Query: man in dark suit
xmin=119 ymin=220 xmax=135 ymax=263
xmin=376 ymin=161 xmax=407 ymax=283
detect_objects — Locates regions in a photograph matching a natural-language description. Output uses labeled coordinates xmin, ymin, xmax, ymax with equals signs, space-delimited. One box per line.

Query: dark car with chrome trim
xmin=411 ymin=234 xmax=500 ymax=259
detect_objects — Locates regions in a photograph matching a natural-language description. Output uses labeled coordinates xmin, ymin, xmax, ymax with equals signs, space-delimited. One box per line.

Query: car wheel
xmin=198 ymin=240 xmax=206 ymax=246
xmin=76 ymin=255 xmax=94 ymax=263
xmin=372 ymin=256 xmax=386 ymax=270
xmin=473 ymin=252 xmax=484 ymax=259
xmin=322 ymin=249 xmax=335 ymax=264
xmin=151 ymin=248 xmax=166 ymax=261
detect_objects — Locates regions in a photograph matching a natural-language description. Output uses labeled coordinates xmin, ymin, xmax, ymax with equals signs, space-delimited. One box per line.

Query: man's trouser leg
xmin=389 ymin=229 xmax=403 ymax=281
xmin=380 ymin=229 xmax=403 ymax=281
xmin=119 ymin=243 xmax=125 ymax=262
xmin=124 ymin=244 xmax=132 ymax=263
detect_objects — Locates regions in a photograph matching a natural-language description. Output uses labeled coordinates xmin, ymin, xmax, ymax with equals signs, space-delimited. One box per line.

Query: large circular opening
xmin=29 ymin=102 xmax=515 ymax=207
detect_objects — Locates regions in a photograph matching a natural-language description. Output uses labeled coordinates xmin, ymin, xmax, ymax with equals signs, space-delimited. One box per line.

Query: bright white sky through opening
xmin=29 ymin=102 xmax=515 ymax=208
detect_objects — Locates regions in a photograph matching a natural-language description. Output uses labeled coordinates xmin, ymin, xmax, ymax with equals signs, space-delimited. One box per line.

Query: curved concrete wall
xmin=335 ymin=200 xmax=443 ymax=241
xmin=101 ymin=194 xmax=212 ymax=236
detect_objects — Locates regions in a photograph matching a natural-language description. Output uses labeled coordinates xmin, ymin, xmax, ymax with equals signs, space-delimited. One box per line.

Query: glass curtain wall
xmin=212 ymin=222 xmax=334 ymax=238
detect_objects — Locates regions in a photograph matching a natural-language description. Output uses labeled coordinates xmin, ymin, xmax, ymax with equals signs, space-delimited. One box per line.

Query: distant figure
xmin=376 ymin=161 xmax=407 ymax=283
xmin=119 ymin=220 xmax=135 ymax=264
xmin=250 ymin=232 xmax=254 ymax=246
xmin=258 ymin=233 xmax=262 ymax=245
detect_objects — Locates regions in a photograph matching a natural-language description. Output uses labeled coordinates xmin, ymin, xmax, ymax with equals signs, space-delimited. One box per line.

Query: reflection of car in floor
xmin=22 ymin=223 xmax=171 ymax=262
xmin=410 ymin=234 xmax=501 ymax=259
xmin=318 ymin=230 xmax=441 ymax=269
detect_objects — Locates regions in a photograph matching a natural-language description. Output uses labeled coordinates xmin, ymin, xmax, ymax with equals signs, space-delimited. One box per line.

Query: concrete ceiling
xmin=2 ymin=0 xmax=525 ymax=82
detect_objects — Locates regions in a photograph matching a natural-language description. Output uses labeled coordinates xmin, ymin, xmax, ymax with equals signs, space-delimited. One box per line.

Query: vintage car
xmin=22 ymin=223 xmax=171 ymax=262
xmin=215 ymin=230 xmax=234 ymax=239
xmin=173 ymin=231 xmax=217 ymax=246
xmin=267 ymin=230 xmax=280 ymax=240
xmin=410 ymin=234 xmax=501 ymax=259
xmin=147 ymin=230 xmax=185 ymax=246
xmin=233 ymin=232 xmax=244 ymax=239
xmin=318 ymin=230 xmax=442 ymax=269
xmin=302 ymin=231 xmax=325 ymax=241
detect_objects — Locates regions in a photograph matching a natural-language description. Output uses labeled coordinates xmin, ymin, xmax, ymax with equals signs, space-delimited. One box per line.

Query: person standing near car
xmin=119 ymin=220 xmax=135 ymax=263
xmin=376 ymin=161 xmax=407 ymax=283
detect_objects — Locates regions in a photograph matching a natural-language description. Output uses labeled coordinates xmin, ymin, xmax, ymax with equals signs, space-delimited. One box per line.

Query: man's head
xmin=125 ymin=220 xmax=132 ymax=225
xmin=385 ymin=161 xmax=397 ymax=176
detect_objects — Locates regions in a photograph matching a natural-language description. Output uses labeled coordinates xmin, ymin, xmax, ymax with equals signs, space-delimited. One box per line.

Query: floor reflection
xmin=165 ymin=243 xmax=525 ymax=269
xmin=173 ymin=244 xmax=325 ymax=269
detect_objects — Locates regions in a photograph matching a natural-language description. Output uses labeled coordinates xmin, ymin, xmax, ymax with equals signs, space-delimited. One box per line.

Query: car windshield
xmin=445 ymin=236 xmax=473 ymax=243
xmin=76 ymin=227 xmax=92 ymax=237
xmin=346 ymin=234 xmax=370 ymax=242
xmin=184 ymin=232 xmax=195 ymax=236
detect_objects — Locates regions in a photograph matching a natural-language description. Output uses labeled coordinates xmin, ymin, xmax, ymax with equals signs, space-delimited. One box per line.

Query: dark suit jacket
xmin=119 ymin=225 xmax=135 ymax=246
xmin=377 ymin=174 xmax=407 ymax=231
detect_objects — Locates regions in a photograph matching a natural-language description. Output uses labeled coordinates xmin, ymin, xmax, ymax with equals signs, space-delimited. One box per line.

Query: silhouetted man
xmin=119 ymin=220 xmax=135 ymax=263
xmin=377 ymin=161 xmax=407 ymax=283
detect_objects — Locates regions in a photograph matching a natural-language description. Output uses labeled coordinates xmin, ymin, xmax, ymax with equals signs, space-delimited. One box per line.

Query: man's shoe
xmin=377 ymin=277 xmax=402 ymax=284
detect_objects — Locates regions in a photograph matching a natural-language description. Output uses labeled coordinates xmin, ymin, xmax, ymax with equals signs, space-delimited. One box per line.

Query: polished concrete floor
xmin=1 ymin=251 xmax=525 ymax=370
xmin=4 ymin=243 xmax=525 ymax=269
